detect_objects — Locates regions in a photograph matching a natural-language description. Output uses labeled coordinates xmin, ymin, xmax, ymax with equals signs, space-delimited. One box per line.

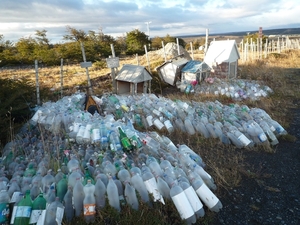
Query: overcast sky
xmin=0 ymin=0 xmax=299 ymax=43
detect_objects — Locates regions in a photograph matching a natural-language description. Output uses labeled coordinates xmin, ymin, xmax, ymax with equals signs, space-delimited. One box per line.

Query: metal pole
xmin=34 ymin=60 xmax=41 ymax=105
xmin=110 ymin=44 xmax=117 ymax=93
xmin=80 ymin=41 xmax=93 ymax=95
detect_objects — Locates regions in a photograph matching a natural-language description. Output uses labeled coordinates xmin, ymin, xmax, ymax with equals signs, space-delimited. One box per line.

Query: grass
xmin=1 ymin=48 xmax=300 ymax=224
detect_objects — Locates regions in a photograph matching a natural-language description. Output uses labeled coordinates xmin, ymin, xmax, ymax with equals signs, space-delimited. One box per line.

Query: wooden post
xmin=34 ymin=60 xmax=41 ymax=105
xmin=110 ymin=44 xmax=117 ymax=94
xmin=60 ymin=58 xmax=64 ymax=98
xmin=190 ymin=42 xmax=194 ymax=60
xmin=162 ymin=41 xmax=167 ymax=62
xmin=144 ymin=45 xmax=151 ymax=73
xmin=136 ymin=53 xmax=139 ymax=65
xmin=80 ymin=41 xmax=93 ymax=95
xmin=204 ymin=28 xmax=209 ymax=55
xmin=176 ymin=38 xmax=180 ymax=56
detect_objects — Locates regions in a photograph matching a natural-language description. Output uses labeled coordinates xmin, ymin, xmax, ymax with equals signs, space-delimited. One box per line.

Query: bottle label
xmin=195 ymin=184 xmax=219 ymax=209
xmin=73 ymin=122 xmax=81 ymax=132
xmin=29 ymin=209 xmax=45 ymax=224
xmin=153 ymin=119 xmax=164 ymax=130
xmin=0 ymin=203 xmax=9 ymax=223
xmin=56 ymin=207 xmax=64 ymax=224
xmin=258 ymin=133 xmax=267 ymax=142
xmin=92 ymin=129 xmax=100 ymax=141
xmin=76 ymin=125 xmax=86 ymax=137
xmin=171 ymin=191 xmax=195 ymax=220
xmin=84 ymin=203 xmax=96 ymax=215
xmin=238 ymin=134 xmax=251 ymax=146
xmin=15 ymin=206 xmax=32 ymax=218
xmin=152 ymin=109 xmax=161 ymax=116
xmin=164 ymin=120 xmax=173 ymax=131
xmin=184 ymin=186 xmax=203 ymax=212
xmin=146 ymin=115 xmax=153 ymax=126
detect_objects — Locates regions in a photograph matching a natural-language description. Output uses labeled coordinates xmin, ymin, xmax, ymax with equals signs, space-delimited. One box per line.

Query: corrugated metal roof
xmin=115 ymin=64 xmax=152 ymax=83
xmin=181 ymin=60 xmax=211 ymax=73
xmin=204 ymin=40 xmax=240 ymax=65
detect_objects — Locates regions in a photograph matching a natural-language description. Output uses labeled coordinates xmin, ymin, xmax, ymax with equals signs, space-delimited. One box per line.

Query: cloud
xmin=0 ymin=0 xmax=299 ymax=43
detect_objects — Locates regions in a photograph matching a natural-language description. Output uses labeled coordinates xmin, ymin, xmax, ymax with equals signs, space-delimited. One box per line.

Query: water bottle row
xmin=194 ymin=78 xmax=273 ymax=101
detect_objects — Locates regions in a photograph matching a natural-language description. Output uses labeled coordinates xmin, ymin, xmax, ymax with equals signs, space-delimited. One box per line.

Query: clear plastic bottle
xmin=94 ymin=176 xmax=106 ymax=209
xmin=179 ymin=180 xmax=205 ymax=219
xmin=184 ymin=117 xmax=196 ymax=135
xmin=130 ymin=171 xmax=150 ymax=204
xmin=170 ymin=180 xmax=196 ymax=225
xmin=124 ymin=181 xmax=139 ymax=210
xmin=44 ymin=197 xmax=64 ymax=225
xmin=73 ymin=177 xmax=85 ymax=217
xmin=142 ymin=171 xmax=164 ymax=204
xmin=106 ymin=176 xmax=120 ymax=212
xmin=63 ymin=186 xmax=74 ymax=222
xmin=83 ymin=180 xmax=96 ymax=223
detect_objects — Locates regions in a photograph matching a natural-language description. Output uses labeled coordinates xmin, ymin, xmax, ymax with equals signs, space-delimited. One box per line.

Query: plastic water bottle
xmin=63 ymin=186 xmax=74 ymax=222
xmin=29 ymin=192 xmax=46 ymax=225
xmin=0 ymin=190 xmax=10 ymax=224
xmin=170 ymin=180 xmax=196 ymax=225
xmin=44 ymin=197 xmax=64 ymax=225
xmin=73 ymin=177 xmax=85 ymax=217
xmin=56 ymin=175 xmax=68 ymax=203
xmin=124 ymin=181 xmax=139 ymax=210
xmin=191 ymin=176 xmax=222 ymax=212
xmin=106 ymin=176 xmax=120 ymax=212
xmin=83 ymin=180 xmax=96 ymax=223
xmin=13 ymin=190 xmax=33 ymax=225
xmin=179 ymin=179 xmax=205 ymax=219
xmin=142 ymin=171 xmax=164 ymax=204
xmin=94 ymin=176 xmax=106 ymax=209
xmin=157 ymin=176 xmax=171 ymax=200
xmin=130 ymin=171 xmax=150 ymax=204
xmin=184 ymin=117 xmax=196 ymax=135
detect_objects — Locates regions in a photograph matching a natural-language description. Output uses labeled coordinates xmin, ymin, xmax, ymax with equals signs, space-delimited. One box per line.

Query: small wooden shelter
xmin=204 ymin=40 xmax=240 ymax=79
xmin=181 ymin=60 xmax=211 ymax=83
xmin=156 ymin=55 xmax=189 ymax=86
xmin=115 ymin=64 xmax=152 ymax=94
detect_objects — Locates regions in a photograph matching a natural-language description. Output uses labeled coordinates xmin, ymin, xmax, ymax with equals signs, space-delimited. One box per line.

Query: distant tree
xmin=115 ymin=35 xmax=127 ymax=54
xmin=35 ymin=29 xmax=50 ymax=46
xmin=162 ymin=34 xmax=186 ymax=47
xmin=63 ymin=25 xmax=87 ymax=42
xmin=125 ymin=29 xmax=150 ymax=55
xmin=243 ymin=32 xmax=267 ymax=44
xmin=151 ymin=36 xmax=164 ymax=50
xmin=15 ymin=37 xmax=36 ymax=64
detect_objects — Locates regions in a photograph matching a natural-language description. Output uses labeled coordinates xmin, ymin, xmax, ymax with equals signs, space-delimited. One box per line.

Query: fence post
xmin=60 ymin=58 xmax=64 ymax=98
xmin=80 ymin=41 xmax=93 ymax=95
xmin=162 ymin=41 xmax=167 ymax=62
xmin=110 ymin=44 xmax=117 ymax=94
xmin=34 ymin=60 xmax=41 ymax=106
xmin=190 ymin=42 xmax=194 ymax=60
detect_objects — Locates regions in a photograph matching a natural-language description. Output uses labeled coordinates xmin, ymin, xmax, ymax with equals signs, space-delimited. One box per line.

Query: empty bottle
xmin=0 ymin=190 xmax=10 ymax=225
xmin=142 ymin=171 xmax=164 ymax=204
xmin=106 ymin=176 xmax=120 ymax=212
xmin=29 ymin=193 xmax=46 ymax=225
xmin=170 ymin=180 xmax=196 ymax=225
xmin=130 ymin=171 xmax=150 ymax=204
xmin=94 ymin=176 xmax=106 ymax=209
xmin=73 ymin=177 xmax=85 ymax=217
xmin=83 ymin=180 xmax=96 ymax=223
xmin=124 ymin=181 xmax=139 ymax=210
xmin=13 ymin=190 xmax=33 ymax=225
xmin=63 ymin=186 xmax=74 ymax=222
xmin=44 ymin=197 xmax=64 ymax=225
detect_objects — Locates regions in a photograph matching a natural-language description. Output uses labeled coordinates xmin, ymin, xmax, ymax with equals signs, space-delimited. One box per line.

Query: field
xmin=0 ymin=44 xmax=300 ymax=224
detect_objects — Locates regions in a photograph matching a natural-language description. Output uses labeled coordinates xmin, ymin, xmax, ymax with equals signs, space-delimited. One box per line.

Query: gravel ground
xmin=212 ymin=103 xmax=300 ymax=225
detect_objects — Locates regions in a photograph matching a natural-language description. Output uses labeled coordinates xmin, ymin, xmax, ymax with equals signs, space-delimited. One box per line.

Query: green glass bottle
xmin=83 ymin=167 xmax=95 ymax=185
xmin=118 ymin=127 xmax=133 ymax=153
xmin=29 ymin=193 xmax=46 ymax=225
xmin=56 ymin=175 xmax=68 ymax=203
xmin=13 ymin=190 xmax=33 ymax=225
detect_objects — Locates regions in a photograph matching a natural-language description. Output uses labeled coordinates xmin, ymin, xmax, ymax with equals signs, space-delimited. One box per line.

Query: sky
xmin=0 ymin=0 xmax=299 ymax=44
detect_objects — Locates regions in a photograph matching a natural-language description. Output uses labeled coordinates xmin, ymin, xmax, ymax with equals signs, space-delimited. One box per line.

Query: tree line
xmin=0 ymin=26 xmax=207 ymax=68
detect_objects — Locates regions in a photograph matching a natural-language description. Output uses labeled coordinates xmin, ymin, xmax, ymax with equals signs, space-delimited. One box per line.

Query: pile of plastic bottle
xmin=0 ymin=91 xmax=287 ymax=224
xmin=179 ymin=78 xmax=274 ymax=101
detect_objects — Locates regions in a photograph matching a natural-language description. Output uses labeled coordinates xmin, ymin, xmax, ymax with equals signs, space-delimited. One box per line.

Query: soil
xmin=212 ymin=101 xmax=300 ymax=225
